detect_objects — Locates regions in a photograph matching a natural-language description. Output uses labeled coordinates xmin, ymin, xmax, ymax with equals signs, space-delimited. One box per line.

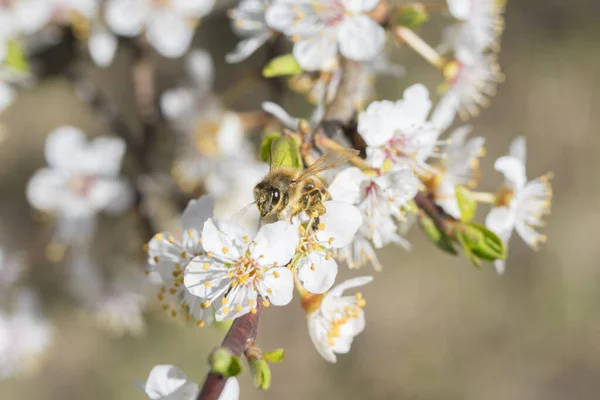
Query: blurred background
xmin=1 ymin=0 xmax=600 ymax=399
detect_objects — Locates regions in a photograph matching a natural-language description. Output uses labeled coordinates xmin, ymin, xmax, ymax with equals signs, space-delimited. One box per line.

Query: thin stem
xmin=395 ymin=27 xmax=446 ymax=71
xmin=196 ymin=304 xmax=262 ymax=400
xmin=470 ymin=191 xmax=496 ymax=204
xmin=414 ymin=192 xmax=457 ymax=237
xmin=314 ymin=134 xmax=374 ymax=172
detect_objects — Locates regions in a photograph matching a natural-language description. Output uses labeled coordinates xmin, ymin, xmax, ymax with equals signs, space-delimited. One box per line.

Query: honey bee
xmin=254 ymin=147 xmax=359 ymax=223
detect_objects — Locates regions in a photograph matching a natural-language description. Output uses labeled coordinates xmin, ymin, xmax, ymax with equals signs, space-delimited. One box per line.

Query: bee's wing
xmin=295 ymin=148 xmax=359 ymax=182
xmin=269 ymin=140 xmax=288 ymax=171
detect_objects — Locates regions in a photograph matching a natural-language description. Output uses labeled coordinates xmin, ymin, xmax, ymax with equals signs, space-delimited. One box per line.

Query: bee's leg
xmin=304 ymin=190 xmax=328 ymax=231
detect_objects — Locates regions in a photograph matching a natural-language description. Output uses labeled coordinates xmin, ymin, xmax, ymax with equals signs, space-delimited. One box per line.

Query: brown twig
xmin=414 ymin=192 xmax=457 ymax=237
xmin=196 ymin=304 xmax=262 ymax=400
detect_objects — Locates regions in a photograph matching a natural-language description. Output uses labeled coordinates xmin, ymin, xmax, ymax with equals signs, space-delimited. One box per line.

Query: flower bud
xmin=259 ymin=133 xmax=302 ymax=169
xmin=396 ymin=4 xmax=429 ymax=29
xmin=210 ymin=348 xmax=243 ymax=378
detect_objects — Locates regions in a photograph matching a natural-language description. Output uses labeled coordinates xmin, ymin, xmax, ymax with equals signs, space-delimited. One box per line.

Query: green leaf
xmin=396 ymin=5 xmax=429 ymax=29
xmin=455 ymin=185 xmax=477 ymax=223
xmin=249 ymin=359 xmax=272 ymax=390
xmin=210 ymin=348 xmax=243 ymax=378
xmin=263 ymin=348 xmax=284 ymax=363
xmin=259 ymin=134 xmax=302 ymax=169
xmin=4 ymin=40 xmax=29 ymax=73
xmin=420 ymin=214 xmax=457 ymax=255
xmin=262 ymin=54 xmax=302 ymax=78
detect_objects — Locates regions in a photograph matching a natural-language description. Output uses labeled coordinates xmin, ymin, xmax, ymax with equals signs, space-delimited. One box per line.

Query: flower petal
xmin=338 ymin=15 xmax=385 ymax=62
xmin=308 ymin=312 xmax=337 ymax=363
xmin=220 ymin=377 xmax=240 ymax=400
xmin=44 ymin=126 xmax=87 ymax=172
xmin=252 ymin=221 xmax=299 ymax=267
xmin=88 ymin=177 xmax=133 ymax=214
xmin=181 ymin=195 xmax=215 ymax=233
xmin=293 ymin=35 xmax=338 ymax=72
xmin=326 ymin=275 xmax=374 ymax=299
xmin=146 ymin=10 xmax=194 ymax=58
xmin=297 ymin=252 xmax=338 ymax=294
xmin=184 ymin=256 xmax=230 ymax=299
xmin=88 ymin=27 xmax=117 ymax=68
xmin=342 ymin=0 xmax=381 ymax=13
xmin=186 ymin=49 xmax=214 ymax=92
xmin=509 ymin=136 xmax=526 ymax=164
xmin=105 ymin=0 xmax=148 ymax=37
xmin=143 ymin=364 xmax=198 ymax=399
xmin=485 ymin=206 xmax=515 ymax=243
xmin=494 ymin=155 xmax=527 ymax=189
xmin=328 ymin=167 xmax=366 ymax=204
xmin=226 ymin=33 xmax=271 ymax=64
xmin=259 ymin=266 xmax=294 ymax=306
xmin=201 ymin=218 xmax=247 ymax=260
xmin=26 ymin=168 xmax=68 ymax=212
xmin=317 ymin=201 xmax=362 ymax=248
xmin=216 ymin=285 xmax=257 ymax=321
xmin=357 ymin=100 xmax=398 ymax=146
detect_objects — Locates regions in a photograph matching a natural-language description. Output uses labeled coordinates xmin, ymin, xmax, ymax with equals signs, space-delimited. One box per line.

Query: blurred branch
xmin=197 ymin=304 xmax=262 ymax=400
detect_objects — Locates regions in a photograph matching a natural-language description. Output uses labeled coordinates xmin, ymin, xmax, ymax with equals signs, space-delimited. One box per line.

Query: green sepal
xmin=263 ymin=348 xmax=284 ymax=363
xmin=4 ymin=40 xmax=29 ymax=73
xmin=213 ymin=319 xmax=234 ymax=334
xmin=396 ymin=5 xmax=429 ymax=29
xmin=458 ymin=224 xmax=506 ymax=267
xmin=456 ymin=230 xmax=481 ymax=268
xmin=262 ymin=53 xmax=302 ymax=78
xmin=455 ymin=185 xmax=476 ymax=223
xmin=259 ymin=133 xmax=302 ymax=169
xmin=249 ymin=359 xmax=272 ymax=390
xmin=210 ymin=348 xmax=243 ymax=378
xmin=420 ymin=214 xmax=457 ymax=255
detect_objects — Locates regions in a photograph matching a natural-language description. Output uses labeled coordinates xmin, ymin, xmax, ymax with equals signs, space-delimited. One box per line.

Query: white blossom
xmin=307 ymin=276 xmax=372 ymax=363
xmin=26 ymin=126 xmax=133 ymax=242
xmin=93 ymin=278 xmax=147 ymax=336
xmin=0 ymin=290 xmax=53 ymax=379
xmin=147 ymin=195 xmax=215 ymax=326
xmin=105 ymin=0 xmax=215 ymax=58
xmin=431 ymin=49 xmax=503 ymax=130
xmin=294 ymin=201 xmax=362 ymax=294
xmin=139 ymin=364 xmax=239 ymax=400
xmin=358 ymin=84 xmax=442 ymax=172
xmin=0 ymin=247 xmax=22 ymax=289
xmin=485 ymin=137 xmax=552 ymax=274
xmin=442 ymin=0 xmax=504 ymax=55
xmin=184 ymin=218 xmax=298 ymax=321
xmin=266 ymin=0 xmax=385 ymax=71
xmin=432 ymin=125 xmax=485 ymax=218
xmin=328 ymin=166 xmax=418 ymax=264
xmin=227 ymin=0 xmax=272 ymax=63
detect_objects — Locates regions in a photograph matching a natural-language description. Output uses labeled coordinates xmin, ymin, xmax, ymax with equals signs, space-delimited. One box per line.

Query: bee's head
xmin=253 ymin=181 xmax=282 ymax=217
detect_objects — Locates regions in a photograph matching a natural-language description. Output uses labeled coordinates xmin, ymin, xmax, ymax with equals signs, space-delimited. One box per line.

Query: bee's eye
xmin=271 ymin=188 xmax=280 ymax=202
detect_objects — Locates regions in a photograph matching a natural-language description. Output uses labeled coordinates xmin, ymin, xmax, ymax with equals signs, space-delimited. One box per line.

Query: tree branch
xmin=196 ymin=304 xmax=262 ymax=400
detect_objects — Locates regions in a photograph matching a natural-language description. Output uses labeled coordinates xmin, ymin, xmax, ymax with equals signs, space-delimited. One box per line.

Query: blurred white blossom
xmin=0 ymin=290 xmax=53 ymax=379
xmin=432 ymin=49 xmax=503 ymax=130
xmin=227 ymin=0 xmax=272 ymax=63
xmin=442 ymin=0 xmax=504 ymax=55
xmin=105 ymin=0 xmax=215 ymax=57
xmin=266 ymin=0 xmax=385 ymax=71
xmin=485 ymin=137 xmax=552 ymax=274
xmin=26 ymin=126 xmax=133 ymax=243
